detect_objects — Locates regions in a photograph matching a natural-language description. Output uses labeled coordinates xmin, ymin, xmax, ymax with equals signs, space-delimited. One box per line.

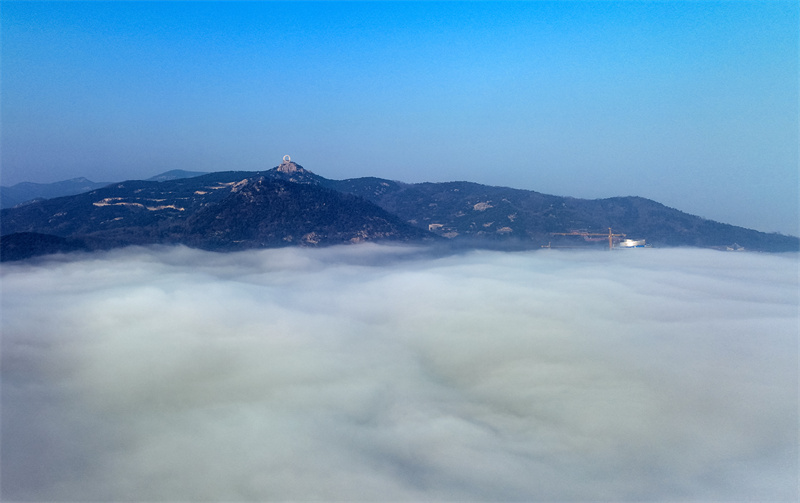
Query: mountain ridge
xmin=0 ymin=165 xmax=437 ymax=260
xmin=0 ymin=169 xmax=209 ymax=209
xmin=1 ymin=161 xmax=797 ymax=261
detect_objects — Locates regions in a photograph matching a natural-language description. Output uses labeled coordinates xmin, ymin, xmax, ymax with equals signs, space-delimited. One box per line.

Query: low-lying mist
xmin=2 ymin=244 xmax=797 ymax=501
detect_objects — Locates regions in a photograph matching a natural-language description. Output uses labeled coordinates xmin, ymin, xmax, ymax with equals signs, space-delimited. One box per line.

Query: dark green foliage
xmin=183 ymin=178 xmax=432 ymax=250
xmin=328 ymin=179 xmax=799 ymax=252
xmin=0 ymin=170 xmax=436 ymax=260
xmin=1 ymin=164 xmax=797 ymax=261
xmin=0 ymin=232 xmax=90 ymax=261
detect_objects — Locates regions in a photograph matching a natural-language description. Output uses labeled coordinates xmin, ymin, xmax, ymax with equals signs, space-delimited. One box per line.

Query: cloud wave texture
xmin=2 ymin=245 xmax=797 ymax=501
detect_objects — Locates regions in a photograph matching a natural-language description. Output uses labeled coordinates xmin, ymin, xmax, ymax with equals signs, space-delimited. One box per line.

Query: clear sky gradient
xmin=2 ymin=1 xmax=798 ymax=235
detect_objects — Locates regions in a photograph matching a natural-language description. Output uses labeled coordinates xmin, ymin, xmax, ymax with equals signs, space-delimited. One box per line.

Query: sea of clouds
xmin=1 ymin=244 xmax=797 ymax=501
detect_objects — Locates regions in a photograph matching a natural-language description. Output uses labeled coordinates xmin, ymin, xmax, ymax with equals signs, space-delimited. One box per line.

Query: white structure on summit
xmin=277 ymin=154 xmax=300 ymax=174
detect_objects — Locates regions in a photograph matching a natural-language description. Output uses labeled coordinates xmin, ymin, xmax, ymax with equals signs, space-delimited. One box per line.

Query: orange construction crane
xmin=551 ymin=227 xmax=626 ymax=250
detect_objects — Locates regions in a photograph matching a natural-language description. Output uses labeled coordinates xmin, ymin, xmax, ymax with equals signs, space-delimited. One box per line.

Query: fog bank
xmin=2 ymin=245 xmax=797 ymax=501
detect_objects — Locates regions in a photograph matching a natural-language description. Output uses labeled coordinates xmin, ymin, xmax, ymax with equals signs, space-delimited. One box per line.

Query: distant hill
xmin=145 ymin=169 xmax=209 ymax=182
xmin=1 ymin=159 xmax=797 ymax=261
xmin=1 ymin=170 xmax=209 ymax=209
xmin=0 ymin=177 xmax=111 ymax=209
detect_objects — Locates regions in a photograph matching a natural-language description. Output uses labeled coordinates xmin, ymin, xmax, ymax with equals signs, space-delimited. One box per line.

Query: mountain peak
xmin=267 ymin=156 xmax=321 ymax=185
xmin=276 ymin=155 xmax=305 ymax=174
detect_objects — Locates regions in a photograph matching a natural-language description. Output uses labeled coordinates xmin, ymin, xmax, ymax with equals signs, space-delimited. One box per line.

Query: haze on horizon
xmin=1 ymin=1 xmax=798 ymax=236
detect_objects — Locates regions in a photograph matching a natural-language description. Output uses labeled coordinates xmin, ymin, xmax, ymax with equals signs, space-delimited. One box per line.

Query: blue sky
xmin=2 ymin=1 xmax=798 ymax=235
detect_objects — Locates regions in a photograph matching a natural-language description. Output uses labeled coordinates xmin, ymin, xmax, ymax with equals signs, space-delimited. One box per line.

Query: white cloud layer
xmin=2 ymin=245 xmax=797 ymax=501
